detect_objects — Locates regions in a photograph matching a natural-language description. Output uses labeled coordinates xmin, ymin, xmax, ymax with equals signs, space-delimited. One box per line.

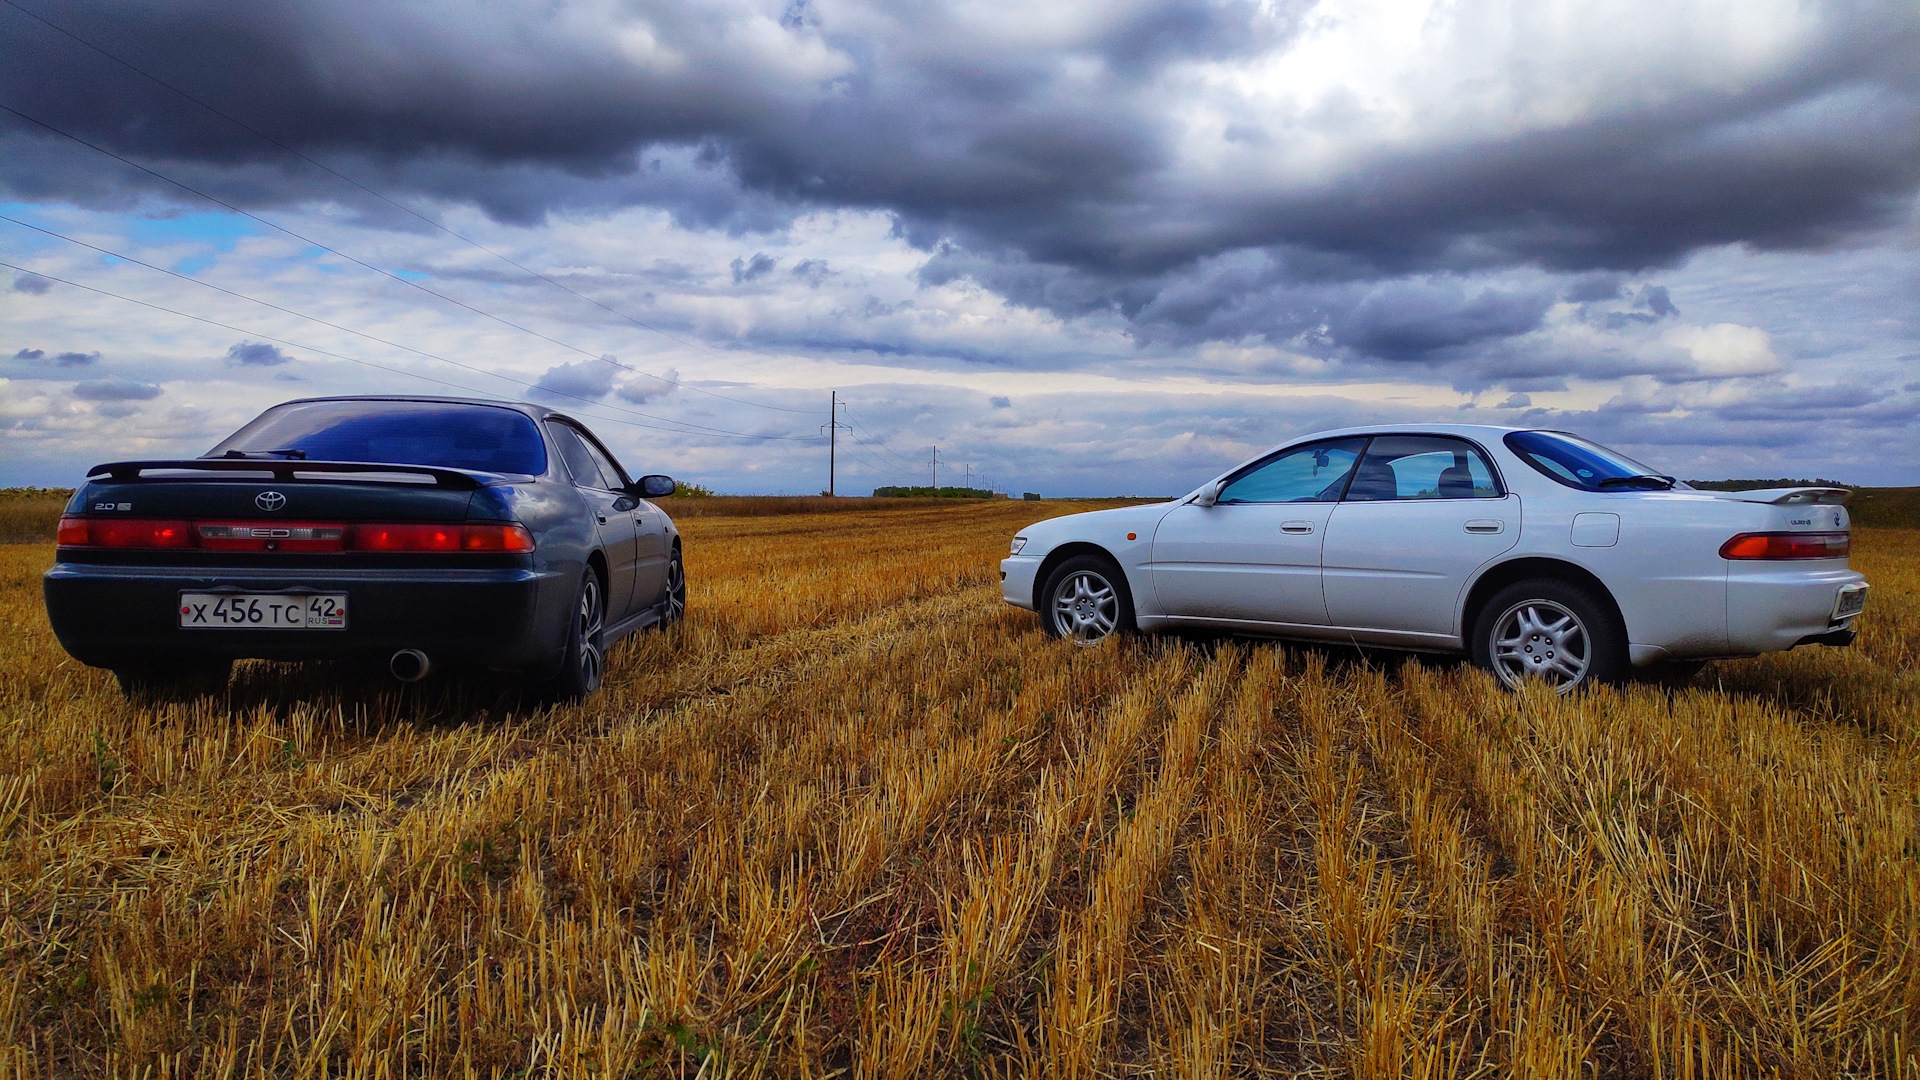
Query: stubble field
xmin=1 ymin=501 xmax=1916 ymax=1077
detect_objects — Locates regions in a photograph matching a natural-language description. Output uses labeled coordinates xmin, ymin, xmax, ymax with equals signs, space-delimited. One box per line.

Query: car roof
xmin=1280 ymin=422 xmax=1534 ymax=447
xmin=266 ymin=393 xmax=549 ymax=409
xmin=264 ymin=394 xmax=561 ymax=420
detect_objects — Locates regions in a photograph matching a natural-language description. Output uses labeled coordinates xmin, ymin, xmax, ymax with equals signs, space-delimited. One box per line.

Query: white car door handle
xmin=1464 ymin=519 xmax=1505 ymax=534
xmin=1280 ymin=521 xmax=1315 ymax=534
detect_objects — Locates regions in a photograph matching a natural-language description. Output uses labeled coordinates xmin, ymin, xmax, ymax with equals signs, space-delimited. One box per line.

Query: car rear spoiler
xmin=1706 ymin=486 xmax=1851 ymax=506
xmin=87 ymin=459 xmax=496 ymax=490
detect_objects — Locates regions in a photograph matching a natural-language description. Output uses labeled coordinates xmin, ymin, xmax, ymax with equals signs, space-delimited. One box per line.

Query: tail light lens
xmin=57 ymin=516 xmax=533 ymax=554
xmin=456 ymin=524 xmax=538 ymax=553
xmin=56 ymin=516 xmax=192 ymax=548
xmin=348 ymin=523 xmax=535 ymax=553
xmin=1719 ymin=532 xmax=1850 ymax=560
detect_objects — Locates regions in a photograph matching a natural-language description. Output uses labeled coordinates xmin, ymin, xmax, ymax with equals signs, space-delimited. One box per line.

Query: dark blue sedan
xmin=43 ymin=396 xmax=685 ymax=700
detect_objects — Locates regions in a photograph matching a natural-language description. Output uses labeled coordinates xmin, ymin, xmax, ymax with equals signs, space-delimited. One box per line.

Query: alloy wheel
xmin=1051 ymin=569 xmax=1119 ymax=645
xmin=577 ymin=574 xmax=604 ymax=692
xmin=1490 ymin=598 xmax=1591 ymax=693
xmin=664 ymin=551 xmax=686 ymax=624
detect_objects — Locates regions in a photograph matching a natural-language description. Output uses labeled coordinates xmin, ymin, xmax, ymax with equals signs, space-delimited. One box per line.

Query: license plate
xmin=179 ymin=593 xmax=347 ymax=630
xmin=1832 ymin=585 xmax=1868 ymax=621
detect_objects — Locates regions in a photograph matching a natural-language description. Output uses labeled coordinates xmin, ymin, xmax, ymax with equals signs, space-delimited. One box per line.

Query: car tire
xmin=661 ymin=546 xmax=686 ymax=628
xmin=113 ymin=655 xmax=233 ymax=702
xmin=1039 ymin=554 xmax=1135 ymax=646
xmin=542 ymin=569 xmax=606 ymax=702
xmin=1471 ymin=578 xmax=1626 ymax=694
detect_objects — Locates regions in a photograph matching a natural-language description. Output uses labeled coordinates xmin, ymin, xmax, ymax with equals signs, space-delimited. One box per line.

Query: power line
xmin=0 ymin=259 xmax=825 ymax=445
xmin=0 ymin=0 xmax=825 ymax=414
xmin=0 ymin=214 xmax=820 ymax=442
xmin=838 ymin=403 xmax=926 ymax=471
xmin=0 ymin=100 xmax=825 ymax=424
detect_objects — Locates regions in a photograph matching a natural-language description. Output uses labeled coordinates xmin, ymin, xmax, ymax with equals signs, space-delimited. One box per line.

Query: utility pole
xmin=821 ymin=391 xmax=850 ymax=496
xmin=963 ymin=463 xmax=973 ymax=490
xmin=930 ymin=445 xmax=942 ymax=490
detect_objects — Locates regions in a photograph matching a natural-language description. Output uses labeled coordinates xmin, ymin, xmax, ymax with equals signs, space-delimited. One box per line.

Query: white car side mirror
xmin=1193 ymin=481 xmax=1222 ymax=508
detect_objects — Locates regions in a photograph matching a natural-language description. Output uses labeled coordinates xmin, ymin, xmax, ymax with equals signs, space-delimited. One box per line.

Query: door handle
xmin=1280 ymin=521 xmax=1314 ymax=534
xmin=597 ymin=514 xmax=609 ymax=525
xmin=1464 ymin=519 xmax=1504 ymax=534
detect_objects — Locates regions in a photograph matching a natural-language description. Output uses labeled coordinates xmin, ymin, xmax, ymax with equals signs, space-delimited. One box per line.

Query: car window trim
xmin=1338 ymin=433 xmax=1507 ymax=502
xmin=1216 ymin=436 xmax=1373 ymax=505
xmin=544 ymin=418 xmax=616 ymax=492
xmin=577 ymin=427 xmax=633 ymax=491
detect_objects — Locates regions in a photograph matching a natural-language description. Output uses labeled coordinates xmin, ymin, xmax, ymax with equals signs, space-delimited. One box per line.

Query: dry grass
xmin=0 ymin=495 xmax=69 ymax=545
xmin=0 ymin=505 xmax=1915 ymax=1077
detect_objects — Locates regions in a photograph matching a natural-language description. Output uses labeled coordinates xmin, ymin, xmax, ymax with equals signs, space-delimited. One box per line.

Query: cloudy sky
xmin=3 ymin=0 xmax=1917 ymax=494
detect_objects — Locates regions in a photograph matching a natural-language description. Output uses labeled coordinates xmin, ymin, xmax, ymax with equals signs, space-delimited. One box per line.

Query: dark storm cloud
xmin=224 ymin=341 xmax=290 ymax=366
xmin=2 ymin=0 xmax=1917 ymax=365
xmin=54 ymin=350 xmax=100 ymax=367
xmin=14 ymin=348 xmax=44 ymax=360
xmin=731 ymin=252 xmax=778 ymax=284
xmin=614 ymin=368 xmax=679 ymax=404
xmin=71 ymin=378 xmax=161 ymax=401
xmin=11 ymin=273 xmax=51 ymax=294
xmin=530 ymin=357 xmax=617 ymax=401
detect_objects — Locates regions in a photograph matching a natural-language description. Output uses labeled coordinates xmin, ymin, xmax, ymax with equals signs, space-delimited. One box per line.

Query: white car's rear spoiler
xmin=1707 ymin=486 xmax=1851 ymax=506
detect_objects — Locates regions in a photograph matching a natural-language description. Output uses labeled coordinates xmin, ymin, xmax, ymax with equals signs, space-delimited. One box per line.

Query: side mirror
xmin=637 ymin=474 xmax=676 ymax=498
xmin=1193 ymin=480 xmax=1222 ymax=508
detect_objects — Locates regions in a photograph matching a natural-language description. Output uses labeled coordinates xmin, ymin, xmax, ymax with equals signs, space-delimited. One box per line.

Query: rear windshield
xmin=1503 ymin=430 xmax=1669 ymax=492
xmin=208 ymin=400 xmax=548 ymax=474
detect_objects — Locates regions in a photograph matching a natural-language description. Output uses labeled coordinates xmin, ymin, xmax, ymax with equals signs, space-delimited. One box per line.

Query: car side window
xmin=545 ymin=421 xmax=610 ymax=490
xmin=1216 ymin=438 xmax=1369 ymax=504
xmin=580 ymin=433 xmax=630 ymax=491
xmin=1343 ymin=435 xmax=1502 ymax=501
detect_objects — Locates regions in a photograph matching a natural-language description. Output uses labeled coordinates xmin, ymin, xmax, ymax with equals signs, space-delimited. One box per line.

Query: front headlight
xmin=1010 ymin=536 xmax=1027 ymax=555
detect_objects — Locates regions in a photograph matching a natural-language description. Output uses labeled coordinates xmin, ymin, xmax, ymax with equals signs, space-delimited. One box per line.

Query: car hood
xmin=1016 ymin=503 xmax=1176 ymax=551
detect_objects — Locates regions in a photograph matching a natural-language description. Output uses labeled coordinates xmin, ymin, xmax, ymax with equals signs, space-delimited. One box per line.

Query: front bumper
xmin=44 ymin=561 xmax=565 ymax=670
xmin=1001 ymin=555 xmax=1043 ymax=611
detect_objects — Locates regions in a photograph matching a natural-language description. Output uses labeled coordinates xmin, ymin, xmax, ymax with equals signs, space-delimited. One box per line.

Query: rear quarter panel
xmin=1498 ymin=489 xmax=1737 ymax=660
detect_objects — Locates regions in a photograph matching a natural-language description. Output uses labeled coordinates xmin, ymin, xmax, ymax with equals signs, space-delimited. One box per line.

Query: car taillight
xmin=1719 ymin=531 xmax=1850 ymax=560
xmin=56 ymin=516 xmax=192 ymax=548
xmin=197 ymin=523 xmax=347 ymax=552
xmin=457 ymin=524 xmax=538 ymax=553
xmin=348 ymin=523 xmax=535 ymax=553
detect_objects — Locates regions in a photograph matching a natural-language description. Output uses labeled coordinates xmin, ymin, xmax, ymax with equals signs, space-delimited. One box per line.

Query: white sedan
xmin=1002 ymin=425 xmax=1869 ymax=692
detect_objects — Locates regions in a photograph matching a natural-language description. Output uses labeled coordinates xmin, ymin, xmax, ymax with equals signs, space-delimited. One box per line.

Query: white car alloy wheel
xmin=1051 ymin=568 xmax=1120 ymax=645
xmin=1489 ymin=598 xmax=1591 ymax=692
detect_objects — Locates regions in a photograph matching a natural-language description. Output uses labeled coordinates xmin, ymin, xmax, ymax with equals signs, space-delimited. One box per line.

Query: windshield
xmin=208 ymin=400 xmax=548 ymax=474
xmin=1503 ymin=430 xmax=1674 ymax=492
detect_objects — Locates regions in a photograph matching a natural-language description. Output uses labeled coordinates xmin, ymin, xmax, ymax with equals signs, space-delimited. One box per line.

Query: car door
xmin=546 ymin=420 xmax=640 ymax=621
xmin=1320 ymin=435 xmax=1519 ymax=640
xmin=1149 ymin=437 xmax=1368 ymax=626
xmin=577 ymin=426 xmax=670 ymax=611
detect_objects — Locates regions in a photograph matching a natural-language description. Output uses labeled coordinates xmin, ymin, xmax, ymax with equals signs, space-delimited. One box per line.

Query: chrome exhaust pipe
xmin=389 ymin=649 xmax=431 ymax=683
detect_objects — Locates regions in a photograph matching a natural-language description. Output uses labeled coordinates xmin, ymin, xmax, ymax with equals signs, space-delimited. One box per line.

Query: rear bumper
xmin=1726 ymin=564 xmax=1866 ymax=656
xmin=43 ymin=561 xmax=566 ymax=670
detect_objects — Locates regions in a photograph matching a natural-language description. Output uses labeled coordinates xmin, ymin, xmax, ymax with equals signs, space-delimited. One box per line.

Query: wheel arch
xmin=1032 ymin=542 xmax=1129 ymax=611
xmin=1461 ymin=557 xmax=1626 ymax=643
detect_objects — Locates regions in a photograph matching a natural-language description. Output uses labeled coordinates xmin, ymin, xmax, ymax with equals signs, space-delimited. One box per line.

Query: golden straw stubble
xmin=0 ymin=509 xmax=1914 ymax=1077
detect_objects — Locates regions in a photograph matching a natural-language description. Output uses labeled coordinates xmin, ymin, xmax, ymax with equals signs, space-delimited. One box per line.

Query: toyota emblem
xmin=255 ymin=490 xmax=287 ymax=511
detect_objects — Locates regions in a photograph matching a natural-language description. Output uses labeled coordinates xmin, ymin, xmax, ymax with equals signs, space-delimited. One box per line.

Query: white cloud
xmin=1664 ymin=322 xmax=1782 ymax=377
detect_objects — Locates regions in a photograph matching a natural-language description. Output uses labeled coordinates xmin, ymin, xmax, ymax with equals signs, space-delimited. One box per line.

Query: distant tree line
xmin=871 ymin=486 xmax=999 ymax=499
xmin=1687 ymin=478 xmax=1849 ymax=491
